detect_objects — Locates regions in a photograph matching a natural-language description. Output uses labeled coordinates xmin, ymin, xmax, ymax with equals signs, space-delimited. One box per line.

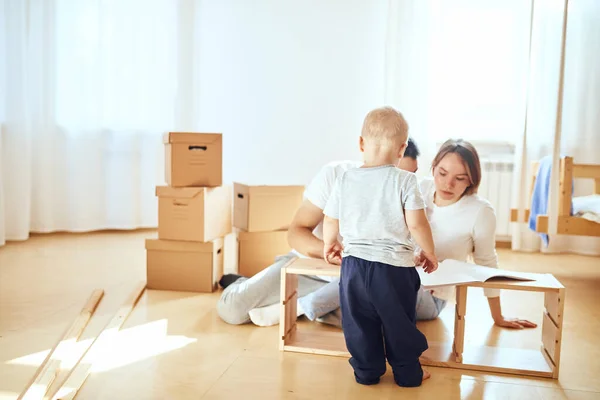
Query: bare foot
xmin=422 ymin=369 xmax=431 ymax=381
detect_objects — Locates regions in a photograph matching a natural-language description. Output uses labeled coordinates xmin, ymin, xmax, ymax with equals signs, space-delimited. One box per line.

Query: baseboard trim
xmin=496 ymin=240 xmax=512 ymax=249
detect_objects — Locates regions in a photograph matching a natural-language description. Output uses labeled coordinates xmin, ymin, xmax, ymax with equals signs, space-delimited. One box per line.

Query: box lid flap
xmin=145 ymin=238 xmax=214 ymax=252
xmin=163 ymin=132 xmax=222 ymax=144
xmin=155 ymin=186 xmax=205 ymax=198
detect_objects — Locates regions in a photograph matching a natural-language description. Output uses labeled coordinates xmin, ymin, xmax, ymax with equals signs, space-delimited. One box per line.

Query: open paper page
xmin=417 ymin=259 xmax=536 ymax=289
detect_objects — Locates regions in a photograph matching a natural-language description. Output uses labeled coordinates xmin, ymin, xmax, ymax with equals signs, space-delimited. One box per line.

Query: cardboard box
xmin=164 ymin=132 xmax=222 ymax=187
xmin=145 ymin=237 xmax=224 ymax=293
xmin=156 ymin=185 xmax=232 ymax=242
xmin=223 ymin=229 xmax=240 ymax=275
xmin=233 ymin=183 xmax=304 ymax=232
xmin=237 ymin=230 xmax=291 ymax=277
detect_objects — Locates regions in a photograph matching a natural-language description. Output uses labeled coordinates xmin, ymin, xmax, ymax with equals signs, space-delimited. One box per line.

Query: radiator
xmin=478 ymin=158 xmax=514 ymax=241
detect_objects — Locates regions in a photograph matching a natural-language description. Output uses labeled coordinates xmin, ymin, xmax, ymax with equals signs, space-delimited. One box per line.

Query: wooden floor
xmin=0 ymin=231 xmax=599 ymax=399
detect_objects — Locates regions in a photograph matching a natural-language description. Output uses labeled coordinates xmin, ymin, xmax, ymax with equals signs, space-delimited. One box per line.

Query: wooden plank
xmin=572 ymin=163 xmax=600 ymax=179
xmin=457 ymin=345 xmax=553 ymax=378
xmin=279 ymin=268 xmax=298 ymax=350
xmin=551 ymin=288 xmax=566 ymax=379
xmin=283 ymin=330 xmax=348 ymax=357
xmin=495 ymin=240 xmax=512 ymax=249
xmin=558 ymin=157 xmax=573 ymax=217
xmin=541 ymin=312 xmax=558 ymax=363
xmin=286 ymin=258 xmax=340 ymax=276
xmin=285 ymin=278 xmax=297 ymax=342
xmin=421 ymin=341 xmax=553 ymax=378
xmin=595 ymin=179 xmax=600 ymax=195
xmin=48 ymin=282 xmax=146 ymax=400
xmin=453 ymin=286 xmax=467 ymax=362
xmin=544 ymin=291 xmax=562 ymax=325
xmin=536 ymin=215 xmax=549 ymax=233
xmin=17 ymin=290 xmax=104 ymax=400
xmin=510 ymin=209 xmax=530 ymax=223
xmin=557 ymin=216 xmax=600 ymax=236
xmin=284 ymin=330 xmax=554 ymax=378
xmin=20 ymin=360 xmax=61 ymax=400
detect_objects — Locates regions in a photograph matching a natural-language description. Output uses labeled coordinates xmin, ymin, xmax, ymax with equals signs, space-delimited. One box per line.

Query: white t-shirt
xmin=419 ymin=178 xmax=501 ymax=298
xmin=323 ymin=165 xmax=425 ymax=267
xmin=297 ymin=160 xmax=362 ymax=281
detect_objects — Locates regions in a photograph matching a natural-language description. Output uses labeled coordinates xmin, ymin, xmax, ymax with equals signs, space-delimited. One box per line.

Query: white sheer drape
xmin=511 ymin=0 xmax=600 ymax=255
xmin=385 ymin=0 xmax=532 ymax=173
xmin=1 ymin=0 xmax=388 ymax=247
xmin=386 ymin=0 xmax=599 ymax=255
xmin=2 ymin=0 xmax=597 ymax=255
xmin=0 ymin=0 xmax=197 ymax=246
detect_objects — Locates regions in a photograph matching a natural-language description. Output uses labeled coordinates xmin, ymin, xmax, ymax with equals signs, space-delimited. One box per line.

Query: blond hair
xmin=361 ymin=106 xmax=409 ymax=146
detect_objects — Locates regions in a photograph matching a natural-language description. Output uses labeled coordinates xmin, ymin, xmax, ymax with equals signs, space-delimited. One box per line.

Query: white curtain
xmin=385 ymin=0 xmax=533 ymax=174
xmin=385 ymin=0 xmax=600 ymax=256
xmin=1 ymin=0 xmax=389 ymax=247
xmin=2 ymin=0 xmax=597 ymax=255
xmin=511 ymin=0 xmax=600 ymax=255
xmin=0 ymin=0 xmax=198 ymax=246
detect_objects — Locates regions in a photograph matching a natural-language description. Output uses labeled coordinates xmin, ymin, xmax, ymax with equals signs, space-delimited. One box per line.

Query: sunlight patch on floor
xmin=7 ymin=319 xmax=197 ymax=374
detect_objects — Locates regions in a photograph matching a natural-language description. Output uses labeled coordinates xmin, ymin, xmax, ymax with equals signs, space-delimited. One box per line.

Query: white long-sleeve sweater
xmin=419 ymin=178 xmax=501 ymax=299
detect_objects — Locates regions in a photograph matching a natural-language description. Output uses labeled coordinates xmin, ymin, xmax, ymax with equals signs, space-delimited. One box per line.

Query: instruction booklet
xmin=417 ymin=259 xmax=537 ymax=289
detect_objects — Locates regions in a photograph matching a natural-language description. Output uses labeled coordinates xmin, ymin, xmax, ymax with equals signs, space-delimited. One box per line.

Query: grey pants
xmin=216 ymin=253 xmax=447 ymax=327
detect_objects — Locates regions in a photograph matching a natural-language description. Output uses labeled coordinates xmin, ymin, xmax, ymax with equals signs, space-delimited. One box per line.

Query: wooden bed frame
xmin=279 ymin=258 xmax=566 ymax=379
xmin=510 ymin=156 xmax=600 ymax=236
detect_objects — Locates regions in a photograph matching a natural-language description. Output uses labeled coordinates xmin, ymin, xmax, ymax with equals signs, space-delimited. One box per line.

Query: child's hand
xmin=324 ymin=241 xmax=343 ymax=265
xmin=421 ymin=251 xmax=438 ymax=274
xmin=414 ymin=251 xmax=425 ymax=266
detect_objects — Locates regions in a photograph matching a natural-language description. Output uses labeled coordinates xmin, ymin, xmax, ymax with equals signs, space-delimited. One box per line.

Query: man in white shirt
xmin=216 ymin=139 xmax=426 ymax=326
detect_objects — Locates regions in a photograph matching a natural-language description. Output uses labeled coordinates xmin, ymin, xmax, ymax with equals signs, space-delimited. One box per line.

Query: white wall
xmin=193 ymin=0 xmax=388 ymax=186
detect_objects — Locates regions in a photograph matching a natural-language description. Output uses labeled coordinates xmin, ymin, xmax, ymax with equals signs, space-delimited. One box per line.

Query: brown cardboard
xmin=233 ymin=183 xmax=304 ymax=232
xmin=145 ymin=237 xmax=224 ymax=293
xmin=223 ymin=230 xmax=239 ymax=275
xmin=156 ymin=185 xmax=232 ymax=242
xmin=237 ymin=230 xmax=291 ymax=277
xmin=164 ymin=132 xmax=222 ymax=187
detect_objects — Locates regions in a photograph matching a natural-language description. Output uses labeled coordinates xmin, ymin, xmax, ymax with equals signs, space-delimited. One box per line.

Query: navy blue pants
xmin=340 ymin=256 xmax=428 ymax=387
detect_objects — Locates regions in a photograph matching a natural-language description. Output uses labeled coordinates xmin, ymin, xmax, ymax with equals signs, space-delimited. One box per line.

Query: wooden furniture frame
xmin=510 ymin=156 xmax=600 ymax=236
xmin=47 ymin=282 xmax=146 ymax=400
xmin=17 ymin=290 xmax=105 ymax=400
xmin=279 ymin=258 xmax=566 ymax=379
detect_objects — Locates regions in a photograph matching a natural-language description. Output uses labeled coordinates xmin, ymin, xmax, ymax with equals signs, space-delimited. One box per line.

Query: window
xmin=426 ymin=0 xmax=532 ymax=143
xmin=54 ymin=0 xmax=181 ymax=132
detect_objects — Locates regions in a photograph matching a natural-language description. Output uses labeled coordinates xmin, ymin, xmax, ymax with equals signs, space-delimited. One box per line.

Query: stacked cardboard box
xmin=145 ymin=132 xmax=231 ymax=293
xmin=229 ymin=182 xmax=304 ymax=277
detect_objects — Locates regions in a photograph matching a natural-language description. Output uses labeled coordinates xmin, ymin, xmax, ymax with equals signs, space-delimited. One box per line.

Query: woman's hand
xmin=487 ymin=297 xmax=537 ymax=329
xmin=494 ymin=316 xmax=538 ymax=329
xmin=488 ymin=295 xmax=538 ymax=330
